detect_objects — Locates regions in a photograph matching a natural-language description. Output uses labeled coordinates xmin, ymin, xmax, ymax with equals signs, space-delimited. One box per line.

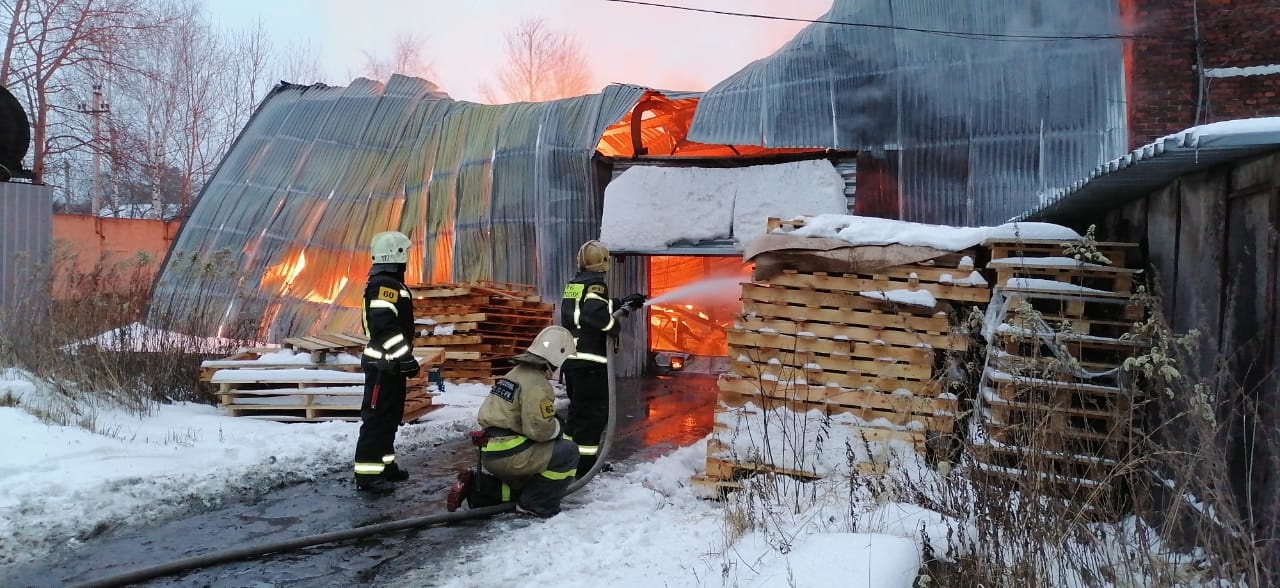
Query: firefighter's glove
xmin=397 ymin=356 xmax=421 ymax=378
xmin=622 ymin=293 xmax=647 ymax=310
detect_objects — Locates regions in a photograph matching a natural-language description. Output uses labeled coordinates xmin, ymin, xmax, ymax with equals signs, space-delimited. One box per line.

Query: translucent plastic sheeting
xmin=687 ymin=0 xmax=1128 ymax=226
xmin=150 ymin=76 xmax=645 ymax=341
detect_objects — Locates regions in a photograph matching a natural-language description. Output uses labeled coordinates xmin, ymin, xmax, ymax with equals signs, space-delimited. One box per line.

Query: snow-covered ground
xmin=0 ymin=368 xmax=928 ymax=587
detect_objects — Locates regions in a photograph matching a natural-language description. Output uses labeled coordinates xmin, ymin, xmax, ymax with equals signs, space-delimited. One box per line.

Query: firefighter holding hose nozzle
xmin=559 ymin=240 xmax=646 ymax=473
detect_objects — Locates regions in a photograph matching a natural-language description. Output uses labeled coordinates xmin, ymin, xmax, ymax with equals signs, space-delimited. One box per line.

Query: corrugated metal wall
xmin=687 ymin=0 xmax=1128 ymax=226
xmin=0 ymin=182 xmax=52 ymax=333
xmin=150 ymin=77 xmax=645 ymax=341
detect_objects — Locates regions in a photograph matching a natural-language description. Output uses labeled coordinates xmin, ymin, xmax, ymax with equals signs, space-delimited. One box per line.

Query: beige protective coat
xmin=476 ymin=359 xmax=561 ymax=480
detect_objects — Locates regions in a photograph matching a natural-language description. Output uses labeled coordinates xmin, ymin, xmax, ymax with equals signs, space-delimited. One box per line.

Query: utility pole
xmin=78 ymin=84 xmax=110 ymax=215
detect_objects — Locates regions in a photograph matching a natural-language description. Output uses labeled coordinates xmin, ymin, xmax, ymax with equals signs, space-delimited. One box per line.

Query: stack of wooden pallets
xmin=696 ymin=218 xmax=992 ymax=496
xmin=201 ymin=333 xmax=445 ymax=423
xmin=409 ymin=280 xmax=555 ymax=384
xmin=972 ymin=238 xmax=1146 ymax=508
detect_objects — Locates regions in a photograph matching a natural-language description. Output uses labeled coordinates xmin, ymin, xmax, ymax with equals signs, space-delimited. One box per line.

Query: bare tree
xmin=0 ymin=0 xmax=159 ymax=183
xmin=230 ymin=18 xmax=272 ymax=117
xmin=106 ymin=0 xmax=276 ymax=216
xmin=277 ymin=38 xmax=326 ymax=85
xmin=491 ymin=18 xmax=592 ymax=103
xmin=358 ymin=32 xmax=435 ymax=82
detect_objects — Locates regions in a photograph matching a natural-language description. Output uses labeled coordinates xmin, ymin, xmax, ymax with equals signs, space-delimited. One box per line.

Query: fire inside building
xmin=149 ymin=0 xmax=1280 ymax=383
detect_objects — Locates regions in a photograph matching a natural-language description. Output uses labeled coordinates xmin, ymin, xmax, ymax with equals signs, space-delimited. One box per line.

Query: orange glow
xmin=262 ymin=249 xmax=307 ymax=291
xmin=647 ymin=255 xmax=752 ymax=357
xmin=260 ymin=248 xmax=349 ymax=305
xmin=596 ymin=90 xmax=824 ymax=159
xmin=1119 ymin=0 xmax=1136 ymax=147
xmin=430 ymin=233 xmax=453 ymax=284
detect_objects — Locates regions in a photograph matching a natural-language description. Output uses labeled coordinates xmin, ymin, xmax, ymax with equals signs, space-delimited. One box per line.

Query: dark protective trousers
xmin=354 ymin=362 xmax=407 ymax=480
xmin=514 ymin=438 xmax=579 ymax=516
xmin=563 ymin=363 xmax=609 ymax=472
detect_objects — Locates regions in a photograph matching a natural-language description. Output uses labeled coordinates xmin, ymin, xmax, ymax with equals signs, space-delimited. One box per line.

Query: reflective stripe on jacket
xmin=560 ymin=271 xmax=616 ymax=365
xmin=362 ymin=271 xmax=414 ymax=362
xmin=476 ymin=361 xmax=560 ymax=478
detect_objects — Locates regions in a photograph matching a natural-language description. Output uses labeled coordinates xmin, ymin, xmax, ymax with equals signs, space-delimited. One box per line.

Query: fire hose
xmin=69 ymin=362 xmax=621 ymax=588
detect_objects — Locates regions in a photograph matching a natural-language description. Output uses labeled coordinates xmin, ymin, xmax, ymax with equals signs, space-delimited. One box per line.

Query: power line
xmin=601 ymin=0 xmax=1147 ymax=42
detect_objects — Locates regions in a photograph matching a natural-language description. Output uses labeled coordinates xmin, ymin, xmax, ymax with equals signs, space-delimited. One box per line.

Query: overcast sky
xmin=206 ymin=0 xmax=833 ymax=102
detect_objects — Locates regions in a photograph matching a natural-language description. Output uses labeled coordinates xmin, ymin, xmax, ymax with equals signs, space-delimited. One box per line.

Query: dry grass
xmin=0 ymin=246 xmax=258 ymax=426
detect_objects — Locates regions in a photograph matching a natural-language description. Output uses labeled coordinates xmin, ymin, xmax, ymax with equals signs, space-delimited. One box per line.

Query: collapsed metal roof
xmin=150 ymin=0 xmax=1136 ymax=340
xmin=1024 ymin=118 xmax=1280 ymax=221
xmin=151 ymin=77 xmax=647 ymax=340
xmin=688 ymin=0 xmax=1128 ymax=226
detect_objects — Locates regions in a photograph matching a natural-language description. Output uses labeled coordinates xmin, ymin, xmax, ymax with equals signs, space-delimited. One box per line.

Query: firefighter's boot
xmin=355 ymin=474 xmax=396 ymax=494
xmin=382 ymin=462 xmax=410 ymax=482
xmin=446 ymin=470 xmax=474 ymax=512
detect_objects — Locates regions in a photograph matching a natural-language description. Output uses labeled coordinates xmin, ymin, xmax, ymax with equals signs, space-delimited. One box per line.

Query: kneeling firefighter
xmin=447 ymin=326 xmax=579 ymax=517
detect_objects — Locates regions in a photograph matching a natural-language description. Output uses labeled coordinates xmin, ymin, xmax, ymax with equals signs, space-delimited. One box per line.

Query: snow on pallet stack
xmin=202 ymin=333 xmax=445 ymax=423
xmin=409 ymin=280 xmax=555 ymax=384
xmin=695 ymin=216 xmax=992 ymax=496
xmin=972 ymin=236 xmax=1146 ymax=508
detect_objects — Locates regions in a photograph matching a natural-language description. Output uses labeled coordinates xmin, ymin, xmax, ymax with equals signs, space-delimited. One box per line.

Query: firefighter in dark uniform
xmin=467 ymin=326 xmax=579 ymax=517
xmin=353 ymin=230 xmax=420 ymax=494
xmin=559 ymin=240 xmax=645 ymax=474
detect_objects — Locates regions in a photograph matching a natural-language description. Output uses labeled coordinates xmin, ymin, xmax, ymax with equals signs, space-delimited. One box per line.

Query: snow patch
xmin=786 ymin=215 xmax=1081 ymax=251
xmin=600 ymin=160 xmax=847 ymax=250
xmin=859 ymin=289 xmax=938 ymax=308
xmin=1204 ymin=64 xmax=1280 ymax=78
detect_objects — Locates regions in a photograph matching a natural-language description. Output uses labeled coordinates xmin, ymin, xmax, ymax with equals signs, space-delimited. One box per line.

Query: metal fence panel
xmin=0 ymin=182 xmax=52 ymax=335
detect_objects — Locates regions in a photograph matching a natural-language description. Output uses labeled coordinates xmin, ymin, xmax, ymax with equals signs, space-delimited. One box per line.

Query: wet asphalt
xmin=0 ymin=375 xmax=717 ymax=587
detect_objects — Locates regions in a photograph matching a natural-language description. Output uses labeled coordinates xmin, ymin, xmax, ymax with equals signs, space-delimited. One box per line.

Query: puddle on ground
xmin=0 ymin=375 xmax=718 ymax=587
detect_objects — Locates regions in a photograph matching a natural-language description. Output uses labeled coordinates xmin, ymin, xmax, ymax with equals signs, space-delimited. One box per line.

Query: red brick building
xmin=1125 ymin=0 xmax=1280 ymax=147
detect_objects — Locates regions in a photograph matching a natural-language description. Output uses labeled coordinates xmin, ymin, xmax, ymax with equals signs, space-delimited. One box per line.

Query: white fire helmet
xmin=370 ymin=231 xmax=412 ymax=264
xmin=527 ymin=325 xmax=576 ymax=368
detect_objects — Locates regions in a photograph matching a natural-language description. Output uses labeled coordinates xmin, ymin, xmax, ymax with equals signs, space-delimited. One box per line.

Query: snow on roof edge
xmin=1023 ymin=117 xmax=1280 ymax=221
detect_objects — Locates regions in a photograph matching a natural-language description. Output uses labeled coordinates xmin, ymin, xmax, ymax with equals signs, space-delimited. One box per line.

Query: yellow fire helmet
xmin=577 ymin=239 xmax=610 ymax=272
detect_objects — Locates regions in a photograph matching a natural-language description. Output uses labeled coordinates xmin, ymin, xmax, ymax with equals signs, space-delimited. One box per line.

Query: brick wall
xmin=1127 ymin=0 xmax=1280 ymax=148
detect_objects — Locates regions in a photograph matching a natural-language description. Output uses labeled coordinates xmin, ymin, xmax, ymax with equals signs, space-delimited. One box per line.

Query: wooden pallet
xmin=222 ymin=390 xmax=438 ymax=423
xmin=993 ymin=330 xmax=1145 ymax=372
xmin=203 ymin=332 xmax=445 ymax=423
xmin=404 ymin=281 xmax=553 ymax=384
xmin=983 ymin=368 xmax=1127 ymax=403
xmin=198 ymin=348 xmax=362 ymax=382
xmin=280 ymin=333 xmax=365 ymax=363
xmin=726 ymin=355 xmax=944 ymax=396
xmin=768 ymin=269 xmax=990 ymax=304
xmin=718 ymin=375 xmax=954 ymax=430
xmin=973 ymin=440 xmax=1120 ymax=485
xmin=971 ymin=459 xmax=1119 ymax=512
xmin=727 ymin=327 xmax=935 ymax=366
xmin=734 ymin=315 xmax=967 ymax=352
xmin=983 ymin=239 xmax=1140 ymax=269
xmin=990 ymin=260 xmax=1139 ymax=295
xmin=213 ymin=377 xmax=437 ymax=423
xmin=742 ymin=284 xmax=952 ymax=330
xmin=1000 ymin=311 xmax=1138 ymax=340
